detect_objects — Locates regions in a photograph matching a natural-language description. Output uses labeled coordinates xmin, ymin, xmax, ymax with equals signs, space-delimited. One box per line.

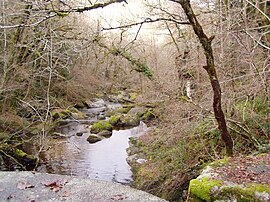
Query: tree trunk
xmin=176 ymin=0 xmax=234 ymax=156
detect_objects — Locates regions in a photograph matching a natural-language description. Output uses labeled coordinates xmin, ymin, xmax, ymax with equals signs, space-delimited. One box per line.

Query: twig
xmin=0 ymin=149 xmax=26 ymax=170
xmin=102 ymin=17 xmax=189 ymax=31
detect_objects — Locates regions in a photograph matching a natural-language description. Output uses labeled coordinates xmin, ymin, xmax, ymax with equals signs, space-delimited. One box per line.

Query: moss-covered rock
xmin=70 ymin=109 xmax=87 ymax=119
xmin=119 ymin=114 xmax=140 ymax=127
xmin=109 ymin=115 xmax=121 ymax=126
xmin=189 ymin=177 xmax=222 ymax=202
xmin=97 ymin=130 xmax=112 ymax=138
xmin=91 ymin=120 xmax=113 ymax=134
xmin=87 ymin=134 xmax=104 ymax=144
xmin=105 ymin=106 xmax=132 ymax=117
xmin=141 ymin=108 xmax=155 ymax=121
xmin=74 ymin=102 xmax=87 ymax=109
xmin=51 ymin=108 xmax=71 ymax=120
xmin=0 ymin=144 xmax=37 ymax=169
xmin=189 ymin=176 xmax=270 ymax=202
xmin=188 ymin=155 xmax=270 ymax=202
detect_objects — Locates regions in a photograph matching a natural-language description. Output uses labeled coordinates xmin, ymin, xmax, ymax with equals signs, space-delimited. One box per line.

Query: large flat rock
xmin=0 ymin=171 xmax=167 ymax=202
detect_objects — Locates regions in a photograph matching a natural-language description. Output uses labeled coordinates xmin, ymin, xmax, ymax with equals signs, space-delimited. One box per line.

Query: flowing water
xmin=35 ymin=123 xmax=147 ymax=184
xmin=23 ymin=100 xmax=148 ymax=184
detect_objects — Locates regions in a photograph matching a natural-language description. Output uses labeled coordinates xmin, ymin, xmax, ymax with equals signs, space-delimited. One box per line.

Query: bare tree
xmin=169 ymin=0 xmax=234 ymax=156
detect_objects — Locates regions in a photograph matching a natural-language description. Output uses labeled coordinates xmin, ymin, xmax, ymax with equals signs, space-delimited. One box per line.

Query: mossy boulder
xmin=91 ymin=120 xmax=113 ymax=134
xmin=97 ymin=130 xmax=112 ymax=138
xmin=74 ymin=102 xmax=87 ymax=109
xmin=188 ymin=154 xmax=270 ymax=202
xmin=119 ymin=114 xmax=140 ymax=127
xmin=109 ymin=115 xmax=121 ymax=126
xmin=141 ymin=108 xmax=155 ymax=121
xmin=189 ymin=177 xmax=222 ymax=202
xmin=51 ymin=109 xmax=71 ymax=120
xmin=87 ymin=134 xmax=104 ymax=144
xmin=105 ymin=106 xmax=132 ymax=117
xmin=69 ymin=108 xmax=87 ymax=119
xmin=0 ymin=144 xmax=37 ymax=168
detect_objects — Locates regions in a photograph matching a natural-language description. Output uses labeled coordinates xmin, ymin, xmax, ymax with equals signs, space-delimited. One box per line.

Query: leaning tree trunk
xmin=176 ymin=0 xmax=234 ymax=156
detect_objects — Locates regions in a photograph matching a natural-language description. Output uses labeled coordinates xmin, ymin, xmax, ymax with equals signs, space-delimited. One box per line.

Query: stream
xmin=29 ymin=100 xmax=147 ymax=185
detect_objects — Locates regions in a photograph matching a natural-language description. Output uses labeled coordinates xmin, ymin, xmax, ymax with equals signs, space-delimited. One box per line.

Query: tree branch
xmin=102 ymin=17 xmax=189 ymax=31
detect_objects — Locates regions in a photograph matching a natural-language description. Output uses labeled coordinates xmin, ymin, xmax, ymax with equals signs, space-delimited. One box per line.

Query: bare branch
xmin=61 ymin=0 xmax=127 ymax=13
xmin=0 ymin=14 xmax=56 ymax=29
xmin=102 ymin=17 xmax=190 ymax=31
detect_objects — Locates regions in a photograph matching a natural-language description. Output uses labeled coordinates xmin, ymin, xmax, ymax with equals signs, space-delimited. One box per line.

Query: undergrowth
xmin=131 ymin=95 xmax=270 ymax=201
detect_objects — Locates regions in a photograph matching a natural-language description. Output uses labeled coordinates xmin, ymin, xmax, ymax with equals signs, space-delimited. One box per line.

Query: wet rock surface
xmin=0 ymin=171 xmax=167 ymax=202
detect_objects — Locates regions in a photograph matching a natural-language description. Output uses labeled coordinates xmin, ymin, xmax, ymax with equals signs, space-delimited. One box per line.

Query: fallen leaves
xmin=214 ymin=153 xmax=270 ymax=185
xmin=42 ymin=179 xmax=68 ymax=192
xmin=111 ymin=194 xmax=128 ymax=201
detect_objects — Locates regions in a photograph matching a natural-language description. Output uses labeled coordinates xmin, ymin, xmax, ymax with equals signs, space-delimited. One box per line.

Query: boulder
xmin=87 ymin=134 xmax=104 ymax=144
xmin=127 ymin=107 xmax=146 ymax=117
xmin=188 ymin=153 xmax=270 ymax=202
xmin=109 ymin=115 xmax=121 ymax=126
xmin=71 ymin=111 xmax=87 ymax=119
xmin=74 ymin=102 xmax=87 ymax=109
xmin=97 ymin=130 xmax=112 ymax=138
xmin=91 ymin=120 xmax=113 ymax=134
xmin=51 ymin=109 xmax=71 ymax=120
xmin=84 ymin=99 xmax=106 ymax=108
xmin=119 ymin=114 xmax=140 ymax=127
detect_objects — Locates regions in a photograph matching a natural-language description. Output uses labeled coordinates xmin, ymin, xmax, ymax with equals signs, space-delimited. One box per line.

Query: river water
xmin=35 ymin=121 xmax=147 ymax=184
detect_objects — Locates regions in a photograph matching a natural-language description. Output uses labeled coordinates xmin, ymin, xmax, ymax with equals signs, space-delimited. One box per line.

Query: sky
xmin=86 ymin=0 xmax=168 ymax=44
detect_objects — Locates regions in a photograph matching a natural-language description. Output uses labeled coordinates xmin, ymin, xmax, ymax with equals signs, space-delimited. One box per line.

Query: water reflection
xmin=37 ymin=122 xmax=147 ymax=184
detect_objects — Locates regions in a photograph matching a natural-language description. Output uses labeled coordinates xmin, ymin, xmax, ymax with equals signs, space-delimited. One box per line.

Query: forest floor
xmin=213 ymin=152 xmax=270 ymax=185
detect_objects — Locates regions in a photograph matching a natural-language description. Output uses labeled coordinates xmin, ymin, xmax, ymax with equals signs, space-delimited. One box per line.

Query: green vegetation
xmin=91 ymin=120 xmax=113 ymax=134
xmin=217 ymin=184 xmax=270 ymax=202
xmin=189 ymin=177 xmax=222 ymax=202
xmin=109 ymin=115 xmax=121 ymax=126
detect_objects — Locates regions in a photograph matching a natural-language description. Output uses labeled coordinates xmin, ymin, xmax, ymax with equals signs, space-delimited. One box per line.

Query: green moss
xmin=218 ymin=183 xmax=270 ymax=202
xmin=142 ymin=108 xmax=155 ymax=120
xmin=51 ymin=109 xmax=71 ymax=120
xmin=91 ymin=120 xmax=113 ymax=134
xmin=129 ymin=137 xmax=138 ymax=145
xmin=189 ymin=177 xmax=222 ymax=202
xmin=109 ymin=115 xmax=120 ymax=126
xmin=129 ymin=92 xmax=138 ymax=100
xmin=120 ymin=114 xmax=140 ymax=127
xmin=106 ymin=107 xmax=132 ymax=117
xmin=208 ymin=157 xmax=229 ymax=168
xmin=14 ymin=149 xmax=27 ymax=158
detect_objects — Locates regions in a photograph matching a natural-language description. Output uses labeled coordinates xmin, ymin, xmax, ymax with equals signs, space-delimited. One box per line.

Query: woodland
xmin=0 ymin=0 xmax=269 ymax=201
